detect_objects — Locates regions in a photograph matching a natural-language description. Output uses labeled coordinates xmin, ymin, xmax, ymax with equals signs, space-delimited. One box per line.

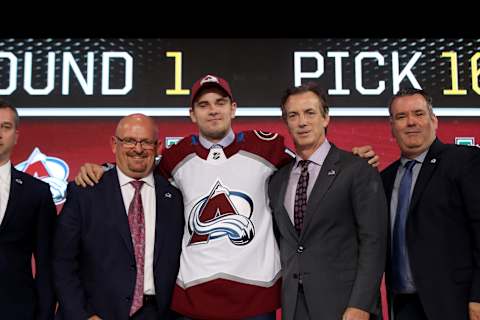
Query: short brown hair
xmin=0 ymin=100 xmax=20 ymax=128
xmin=280 ymin=82 xmax=329 ymax=120
xmin=388 ymin=88 xmax=433 ymax=116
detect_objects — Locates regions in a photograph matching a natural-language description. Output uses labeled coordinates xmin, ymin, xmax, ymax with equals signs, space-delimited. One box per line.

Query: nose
xmin=208 ymin=105 xmax=219 ymax=115
xmin=133 ymin=142 xmax=144 ymax=153
xmin=406 ymin=114 xmax=417 ymax=126
xmin=298 ymin=113 xmax=307 ymax=127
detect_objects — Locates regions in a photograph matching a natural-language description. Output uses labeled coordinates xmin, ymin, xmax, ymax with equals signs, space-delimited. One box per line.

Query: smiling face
xmin=390 ymin=93 xmax=438 ymax=158
xmin=283 ymin=91 xmax=330 ymax=160
xmin=190 ymin=87 xmax=237 ymax=143
xmin=111 ymin=114 xmax=159 ymax=179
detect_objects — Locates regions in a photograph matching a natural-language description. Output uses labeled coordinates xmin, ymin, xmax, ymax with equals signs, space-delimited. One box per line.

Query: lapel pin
xmin=164 ymin=192 xmax=172 ymax=198
xmin=430 ymin=158 xmax=437 ymax=164
xmin=327 ymin=169 xmax=336 ymax=176
xmin=15 ymin=178 xmax=23 ymax=184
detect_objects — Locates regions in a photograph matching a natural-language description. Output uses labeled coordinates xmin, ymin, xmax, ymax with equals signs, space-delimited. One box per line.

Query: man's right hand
xmin=75 ymin=163 xmax=104 ymax=187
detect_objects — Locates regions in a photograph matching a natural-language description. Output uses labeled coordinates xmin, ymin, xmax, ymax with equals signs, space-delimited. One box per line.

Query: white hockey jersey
xmin=159 ymin=130 xmax=293 ymax=319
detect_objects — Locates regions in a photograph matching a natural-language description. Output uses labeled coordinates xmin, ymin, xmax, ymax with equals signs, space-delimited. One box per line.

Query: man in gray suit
xmin=268 ymin=83 xmax=388 ymax=320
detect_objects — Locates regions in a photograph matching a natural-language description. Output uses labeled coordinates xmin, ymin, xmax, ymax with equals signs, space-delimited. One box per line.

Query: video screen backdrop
xmin=1 ymin=38 xmax=479 ymax=320
xmin=0 ymin=38 xmax=479 ymax=207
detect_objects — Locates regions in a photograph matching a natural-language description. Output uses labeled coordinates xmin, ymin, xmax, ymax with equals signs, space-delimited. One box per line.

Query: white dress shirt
xmin=116 ymin=167 xmax=156 ymax=295
xmin=0 ymin=161 xmax=11 ymax=226
xmin=284 ymin=139 xmax=331 ymax=224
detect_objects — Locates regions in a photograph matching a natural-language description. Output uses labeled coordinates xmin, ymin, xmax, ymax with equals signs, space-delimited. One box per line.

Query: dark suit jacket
xmin=269 ymin=145 xmax=388 ymax=320
xmin=0 ymin=167 xmax=57 ymax=320
xmin=53 ymin=168 xmax=184 ymax=320
xmin=382 ymin=138 xmax=480 ymax=319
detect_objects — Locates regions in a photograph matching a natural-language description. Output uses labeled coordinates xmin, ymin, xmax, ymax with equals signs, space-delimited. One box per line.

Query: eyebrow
xmin=197 ymin=97 xmax=229 ymax=105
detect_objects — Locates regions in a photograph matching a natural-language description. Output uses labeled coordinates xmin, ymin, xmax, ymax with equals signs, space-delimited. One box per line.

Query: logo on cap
xmin=200 ymin=75 xmax=220 ymax=85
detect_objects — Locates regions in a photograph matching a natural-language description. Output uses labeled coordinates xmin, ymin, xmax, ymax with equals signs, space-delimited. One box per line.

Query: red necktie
xmin=128 ymin=180 xmax=145 ymax=316
xmin=294 ymin=160 xmax=310 ymax=234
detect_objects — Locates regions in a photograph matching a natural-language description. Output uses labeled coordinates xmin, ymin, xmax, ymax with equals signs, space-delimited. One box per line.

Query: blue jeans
xmin=176 ymin=311 xmax=276 ymax=320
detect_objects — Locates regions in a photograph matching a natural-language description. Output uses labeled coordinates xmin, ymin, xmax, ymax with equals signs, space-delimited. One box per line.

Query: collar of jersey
xmin=191 ymin=132 xmax=244 ymax=160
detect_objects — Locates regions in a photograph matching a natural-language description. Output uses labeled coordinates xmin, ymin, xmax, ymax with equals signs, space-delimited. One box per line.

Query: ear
xmin=14 ymin=129 xmax=19 ymax=145
xmin=110 ymin=136 xmax=117 ymax=154
xmin=388 ymin=117 xmax=395 ymax=138
xmin=231 ymin=101 xmax=237 ymax=119
xmin=190 ymin=107 xmax=197 ymax=123
xmin=323 ymin=113 xmax=330 ymax=128
xmin=156 ymin=139 xmax=163 ymax=155
xmin=432 ymin=113 xmax=438 ymax=130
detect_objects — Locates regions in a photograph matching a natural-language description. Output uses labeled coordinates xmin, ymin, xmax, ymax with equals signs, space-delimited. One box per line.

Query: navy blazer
xmin=0 ymin=167 xmax=57 ymax=320
xmin=382 ymin=139 xmax=480 ymax=319
xmin=53 ymin=168 xmax=184 ymax=320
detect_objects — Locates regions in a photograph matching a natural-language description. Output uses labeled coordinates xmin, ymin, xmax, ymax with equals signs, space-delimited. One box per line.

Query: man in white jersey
xmin=75 ymin=75 xmax=379 ymax=320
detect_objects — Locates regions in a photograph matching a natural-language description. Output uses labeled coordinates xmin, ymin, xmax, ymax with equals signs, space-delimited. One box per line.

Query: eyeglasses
xmin=115 ymin=136 xmax=157 ymax=150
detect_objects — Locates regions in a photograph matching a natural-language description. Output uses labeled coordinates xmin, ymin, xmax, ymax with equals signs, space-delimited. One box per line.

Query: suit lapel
xmin=153 ymin=176 xmax=169 ymax=266
xmin=0 ymin=167 xmax=23 ymax=232
xmin=409 ymin=139 xmax=444 ymax=212
xmin=106 ymin=170 xmax=135 ymax=257
xmin=276 ymin=161 xmax=299 ymax=240
xmin=382 ymin=160 xmax=401 ymax=206
xmin=300 ymin=146 xmax=340 ymax=238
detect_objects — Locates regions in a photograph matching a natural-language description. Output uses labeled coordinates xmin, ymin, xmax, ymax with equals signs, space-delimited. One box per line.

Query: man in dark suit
xmin=268 ymin=83 xmax=388 ymax=320
xmin=0 ymin=100 xmax=57 ymax=320
xmin=53 ymin=114 xmax=184 ymax=320
xmin=381 ymin=88 xmax=480 ymax=320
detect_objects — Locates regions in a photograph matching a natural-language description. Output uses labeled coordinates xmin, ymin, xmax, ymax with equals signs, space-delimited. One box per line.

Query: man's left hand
xmin=352 ymin=145 xmax=380 ymax=168
xmin=342 ymin=307 xmax=370 ymax=320
xmin=470 ymin=302 xmax=480 ymax=320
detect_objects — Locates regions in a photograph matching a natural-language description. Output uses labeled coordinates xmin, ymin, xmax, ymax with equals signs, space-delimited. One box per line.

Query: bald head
xmin=115 ymin=113 xmax=158 ymax=140
xmin=112 ymin=113 xmax=159 ymax=179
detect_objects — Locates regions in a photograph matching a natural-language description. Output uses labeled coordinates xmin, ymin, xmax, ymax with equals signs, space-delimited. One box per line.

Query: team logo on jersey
xmin=15 ymin=147 xmax=69 ymax=205
xmin=254 ymin=130 xmax=278 ymax=141
xmin=188 ymin=180 xmax=255 ymax=246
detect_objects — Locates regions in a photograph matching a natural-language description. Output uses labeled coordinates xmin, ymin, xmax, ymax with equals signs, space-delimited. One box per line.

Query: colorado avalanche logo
xmin=188 ymin=180 xmax=255 ymax=246
xmin=15 ymin=147 xmax=69 ymax=205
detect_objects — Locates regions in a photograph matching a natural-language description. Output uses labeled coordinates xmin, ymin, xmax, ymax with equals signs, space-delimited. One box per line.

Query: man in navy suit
xmin=0 ymin=100 xmax=57 ymax=320
xmin=53 ymin=114 xmax=184 ymax=320
xmin=382 ymin=88 xmax=480 ymax=320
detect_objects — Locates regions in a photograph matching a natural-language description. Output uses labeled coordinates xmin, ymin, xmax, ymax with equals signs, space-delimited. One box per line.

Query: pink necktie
xmin=128 ymin=180 xmax=145 ymax=316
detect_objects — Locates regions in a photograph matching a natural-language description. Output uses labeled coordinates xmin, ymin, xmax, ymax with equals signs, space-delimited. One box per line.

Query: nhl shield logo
xmin=15 ymin=147 xmax=69 ymax=205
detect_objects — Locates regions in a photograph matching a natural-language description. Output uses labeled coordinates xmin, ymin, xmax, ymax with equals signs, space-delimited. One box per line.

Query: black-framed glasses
xmin=115 ymin=136 xmax=157 ymax=150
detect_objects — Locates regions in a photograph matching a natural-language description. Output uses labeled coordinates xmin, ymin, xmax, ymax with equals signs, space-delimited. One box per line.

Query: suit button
xmin=297 ymin=245 xmax=304 ymax=253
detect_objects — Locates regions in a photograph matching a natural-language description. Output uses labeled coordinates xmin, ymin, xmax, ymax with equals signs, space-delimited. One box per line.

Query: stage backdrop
xmin=2 ymin=38 xmax=480 ymax=320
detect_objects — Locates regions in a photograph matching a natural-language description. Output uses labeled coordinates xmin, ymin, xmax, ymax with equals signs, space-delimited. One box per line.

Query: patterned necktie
xmin=392 ymin=160 xmax=416 ymax=292
xmin=294 ymin=160 xmax=310 ymax=234
xmin=128 ymin=180 xmax=145 ymax=316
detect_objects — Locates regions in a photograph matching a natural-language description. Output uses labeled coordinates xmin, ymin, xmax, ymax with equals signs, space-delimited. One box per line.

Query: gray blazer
xmin=268 ymin=145 xmax=387 ymax=320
